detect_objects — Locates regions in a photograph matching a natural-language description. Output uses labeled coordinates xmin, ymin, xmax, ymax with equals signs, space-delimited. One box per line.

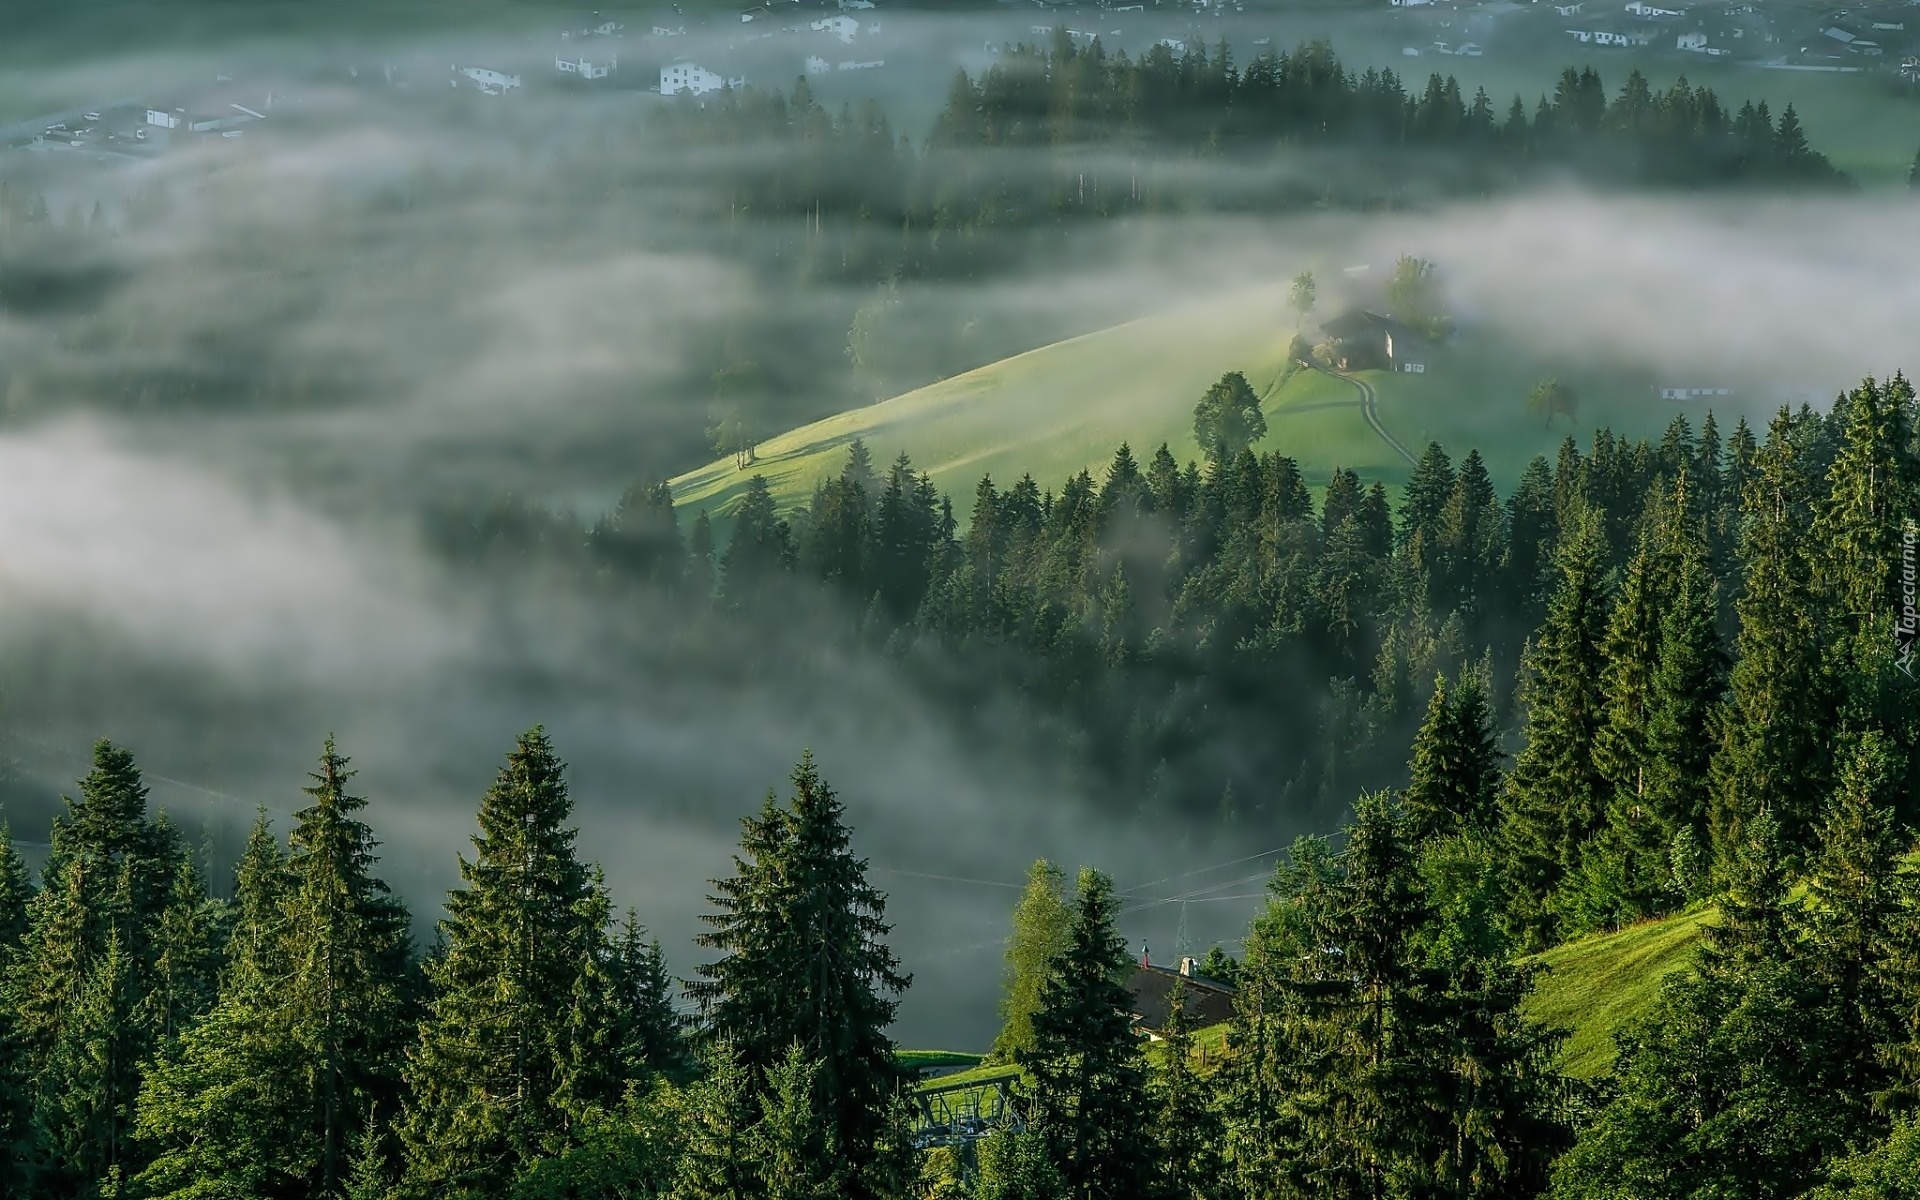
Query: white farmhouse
xmin=1659 ymin=386 xmax=1732 ymax=400
xmin=839 ymin=0 xmax=876 ymax=9
xmin=1677 ymin=29 xmax=1708 ymax=49
xmin=455 ymin=66 xmax=522 ymax=94
xmin=837 ymin=59 xmax=884 ymax=70
xmin=1554 ymin=3 xmax=1582 ymax=15
xmin=805 ymin=54 xmax=831 ymax=73
xmin=1390 ymin=0 xmax=1436 ymax=8
xmin=1624 ymin=0 xmax=1683 ymax=16
xmin=812 ymin=15 xmax=859 ymax=42
xmin=661 ymin=61 xmax=742 ymax=95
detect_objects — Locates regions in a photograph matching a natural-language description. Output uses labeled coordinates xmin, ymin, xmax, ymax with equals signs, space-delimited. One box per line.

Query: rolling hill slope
xmin=1523 ymin=905 xmax=1716 ymax=1077
xmin=671 ymin=289 xmax=1694 ymax=527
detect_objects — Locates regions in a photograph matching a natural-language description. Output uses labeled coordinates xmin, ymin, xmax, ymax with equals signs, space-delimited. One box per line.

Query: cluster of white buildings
xmin=661 ymin=61 xmax=745 ymax=96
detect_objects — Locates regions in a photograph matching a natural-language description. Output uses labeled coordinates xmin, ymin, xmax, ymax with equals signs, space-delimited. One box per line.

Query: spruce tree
xmin=13 ymin=742 xmax=187 ymax=1194
xmin=672 ymin=1040 xmax=760 ymax=1200
xmin=0 ymin=822 xmax=32 ymax=954
xmin=1498 ymin=506 xmax=1612 ymax=947
xmin=1802 ymin=733 xmax=1904 ymax=1054
xmin=690 ymin=752 xmax=910 ymax=1200
xmin=1404 ymin=668 xmax=1502 ymax=843
xmin=1711 ymin=408 xmax=1836 ymax=867
xmin=976 ymin=1128 xmax=1066 ymax=1200
xmin=1153 ymin=980 xmax=1223 ymax=1200
xmin=282 ymin=738 xmax=415 ymax=1196
xmin=992 ymin=859 xmax=1074 ymax=1064
xmin=609 ymin=910 xmax=689 ymax=1082
xmin=1641 ymin=520 xmax=1727 ymax=876
xmin=1021 ymin=868 xmax=1159 ymax=1200
xmin=400 ymin=728 xmax=614 ymax=1199
xmin=754 ymin=1044 xmax=843 ymax=1200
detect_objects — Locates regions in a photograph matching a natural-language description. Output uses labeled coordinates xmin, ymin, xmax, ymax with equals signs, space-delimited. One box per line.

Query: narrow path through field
xmin=1324 ymin=368 xmax=1416 ymax=466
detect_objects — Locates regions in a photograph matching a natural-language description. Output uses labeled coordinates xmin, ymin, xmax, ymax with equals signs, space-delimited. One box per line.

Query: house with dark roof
xmin=1317 ymin=308 xmax=1431 ymax=374
xmin=1127 ymin=950 xmax=1236 ymax=1039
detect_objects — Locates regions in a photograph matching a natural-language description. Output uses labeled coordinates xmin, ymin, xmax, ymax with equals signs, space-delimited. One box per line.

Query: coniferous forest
xmin=4 ymin=370 xmax=1917 ymax=1198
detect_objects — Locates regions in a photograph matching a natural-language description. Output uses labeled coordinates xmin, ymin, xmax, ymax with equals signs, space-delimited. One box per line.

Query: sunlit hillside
xmin=1523 ymin=905 xmax=1716 ymax=1077
xmin=672 ymin=291 xmax=1707 ymax=525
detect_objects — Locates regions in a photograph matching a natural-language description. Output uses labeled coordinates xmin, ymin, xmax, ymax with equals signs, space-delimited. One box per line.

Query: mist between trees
xmin=2 ymin=371 xmax=1918 ymax=1198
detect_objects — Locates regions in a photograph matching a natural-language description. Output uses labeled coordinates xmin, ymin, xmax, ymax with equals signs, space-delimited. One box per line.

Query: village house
xmin=1658 ymin=385 xmax=1733 ymax=400
xmin=557 ymin=52 xmax=617 ymax=79
xmin=660 ymin=61 xmax=743 ymax=95
xmin=1318 ymin=309 xmax=1432 ymax=373
xmin=1128 ymin=952 xmax=1237 ymax=1040
xmin=812 ymin=15 xmax=860 ymax=42
xmin=1624 ymin=0 xmax=1685 ymax=17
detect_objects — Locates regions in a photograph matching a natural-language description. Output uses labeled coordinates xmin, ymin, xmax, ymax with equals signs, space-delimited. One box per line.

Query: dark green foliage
xmin=754 ymin=1045 xmax=843 ymax=1200
xmin=1403 ymin=667 xmax=1502 ymax=843
xmin=689 ymin=752 xmax=909 ymax=1200
xmin=1229 ymin=797 xmax=1567 ymax=1200
xmin=1020 ymin=868 xmax=1159 ymax=1200
xmin=1153 ymin=981 xmax=1222 ymax=1200
xmin=976 ymin=1128 xmax=1066 ymax=1200
xmin=1192 ymin=371 xmax=1268 ymax=464
xmin=1711 ymin=408 xmax=1837 ymax=866
xmin=672 ymin=1040 xmax=759 ymax=1200
xmin=138 ymin=741 xmax=414 ymax=1200
xmin=9 ymin=741 xmax=199 ymax=1196
xmin=609 ymin=912 xmax=690 ymax=1083
xmin=0 ymin=823 xmax=32 ymax=953
xmin=399 ymin=728 xmax=614 ymax=1199
xmin=1499 ymin=507 xmax=1613 ymax=947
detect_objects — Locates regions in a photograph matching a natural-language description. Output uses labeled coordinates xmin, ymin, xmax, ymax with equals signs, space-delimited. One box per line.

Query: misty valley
xmin=1 ymin=0 xmax=1919 ymax=1197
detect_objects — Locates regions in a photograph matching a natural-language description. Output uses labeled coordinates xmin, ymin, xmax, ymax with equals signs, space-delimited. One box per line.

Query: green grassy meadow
xmin=672 ymin=291 xmax=1694 ymax=527
xmin=671 ymin=287 xmax=1309 ymax=521
xmin=1523 ymin=905 xmax=1716 ymax=1077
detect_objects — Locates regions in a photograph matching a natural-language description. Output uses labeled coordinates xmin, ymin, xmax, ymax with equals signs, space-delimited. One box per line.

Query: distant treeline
xmin=646 ymin=37 xmax=1846 ymax=283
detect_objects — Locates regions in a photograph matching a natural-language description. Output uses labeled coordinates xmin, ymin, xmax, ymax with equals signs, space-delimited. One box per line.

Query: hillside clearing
xmin=673 ymin=293 xmax=1697 ymax=530
xmin=1523 ymin=905 xmax=1716 ymax=1077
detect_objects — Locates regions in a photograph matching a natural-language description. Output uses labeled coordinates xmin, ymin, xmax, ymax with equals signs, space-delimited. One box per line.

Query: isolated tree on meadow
xmin=1289 ymin=269 xmax=1316 ymax=318
xmin=1193 ymin=371 xmax=1268 ymax=464
xmin=1527 ymin=378 xmax=1579 ymax=429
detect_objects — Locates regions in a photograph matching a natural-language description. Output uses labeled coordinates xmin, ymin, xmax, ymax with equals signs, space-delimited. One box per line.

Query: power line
xmin=0 ymin=730 xmax=273 ymax=814
xmin=875 ymin=867 xmax=1027 ymax=890
xmin=1116 ymin=844 xmax=1288 ymax=900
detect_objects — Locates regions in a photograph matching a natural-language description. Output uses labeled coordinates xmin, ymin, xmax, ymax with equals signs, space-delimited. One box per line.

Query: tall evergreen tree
xmin=1404 ymin=668 xmax=1502 ymax=843
xmin=754 ymin=1044 xmax=844 ymax=1200
xmin=1021 ymin=867 xmax=1159 ymax=1200
xmin=0 ymin=822 xmax=32 ymax=954
xmin=689 ymin=752 xmax=910 ymax=1200
xmin=399 ymin=728 xmax=614 ymax=1199
xmin=1711 ymin=408 xmax=1836 ymax=867
xmin=1498 ymin=506 xmax=1612 ymax=947
xmin=13 ymin=742 xmax=187 ymax=1196
xmin=608 ymin=911 xmax=689 ymax=1082
xmin=281 ymin=738 xmax=414 ymax=1197
xmin=673 ymin=1039 xmax=760 ymax=1200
